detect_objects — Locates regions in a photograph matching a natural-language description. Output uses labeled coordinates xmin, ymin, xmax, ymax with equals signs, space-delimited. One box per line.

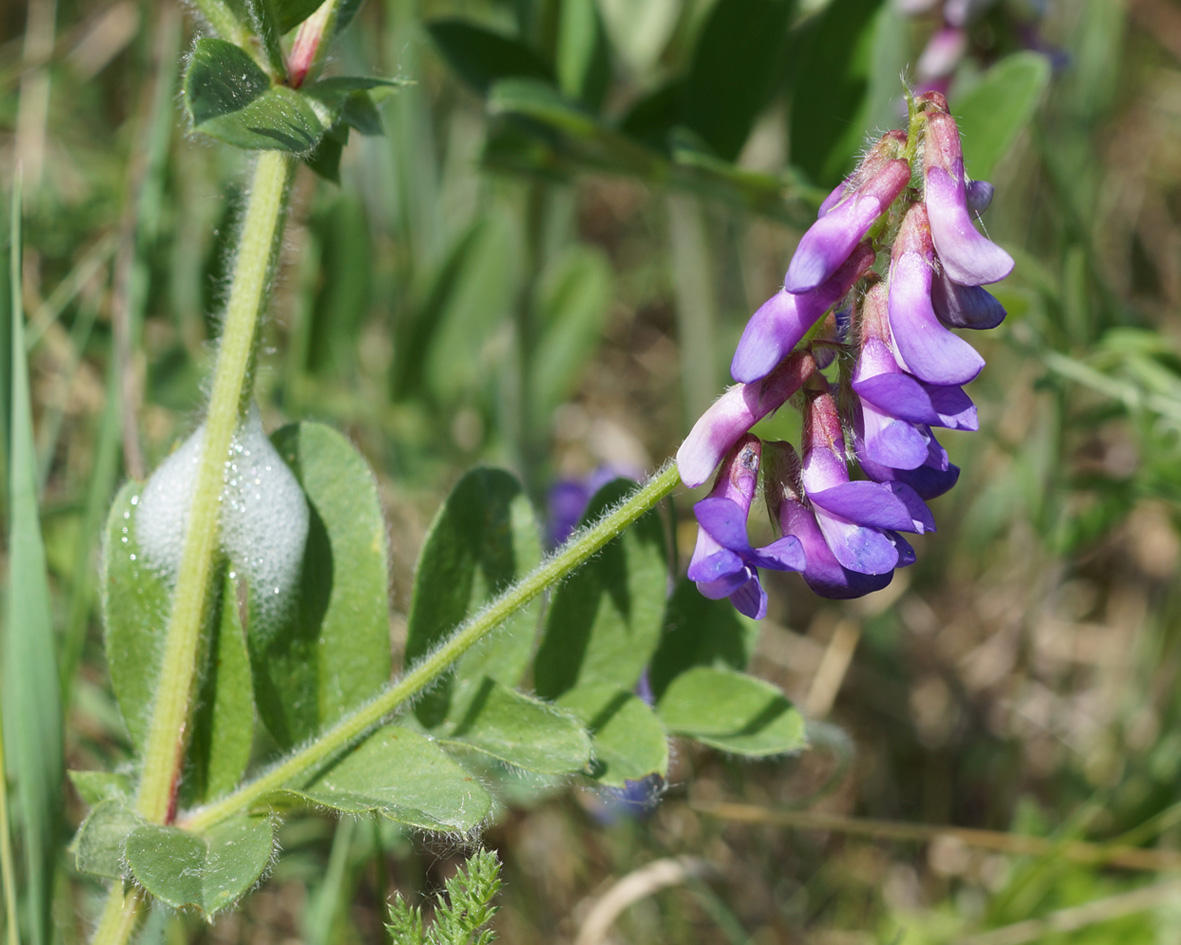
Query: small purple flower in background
xmin=900 ymin=0 xmax=1057 ymax=97
xmin=687 ymin=435 xmax=805 ymax=620
xmin=675 ymin=88 xmax=1014 ymax=611
xmin=547 ymin=468 xmax=630 ymax=547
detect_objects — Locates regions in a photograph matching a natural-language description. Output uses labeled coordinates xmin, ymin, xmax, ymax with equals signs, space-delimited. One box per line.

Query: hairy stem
xmin=135 ymin=150 xmax=292 ymax=826
xmin=90 ymin=150 xmax=293 ymax=945
xmin=88 ymin=887 xmax=142 ymax=945
xmin=181 ymin=461 xmax=682 ymax=832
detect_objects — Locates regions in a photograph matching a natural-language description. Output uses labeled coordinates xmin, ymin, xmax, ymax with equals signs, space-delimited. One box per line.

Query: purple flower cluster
xmin=677 ymin=92 xmax=1013 ymax=612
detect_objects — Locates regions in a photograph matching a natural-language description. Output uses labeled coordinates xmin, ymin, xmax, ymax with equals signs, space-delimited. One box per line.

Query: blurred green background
xmin=4 ymin=0 xmax=1181 ymax=941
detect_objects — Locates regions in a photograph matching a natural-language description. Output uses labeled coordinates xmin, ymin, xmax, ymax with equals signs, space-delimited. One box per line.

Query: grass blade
xmin=2 ymin=177 xmax=64 ymax=945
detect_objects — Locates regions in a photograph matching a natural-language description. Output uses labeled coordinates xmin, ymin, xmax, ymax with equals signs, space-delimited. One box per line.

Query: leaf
xmin=426 ymin=19 xmax=552 ymax=96
xmin=251 ymin=422 xmax=391 ymax=748
xmin=788 ymin=0 xmax=885 ymax=187
xmin=68 ymin=770 xmax=133 ymax=808
xmin=244 ymin=0 xmax=288 ymax=77
xmin=277 ymin=726 xmax=492 ymax=831
xmin=597 ymin=0 xmax=680 ymax=76
xmin=304 ymin=123 xmax=347 ymax=182
xmin=557 ymin=683 xmax=668 ymax=786
xmin=953 ymin=52 xmax=1052 ymax=180
xmin=557 ymin=0 xmax=611 ymax=112
xmin=184 ymin=568 xmax=255 ymax=804
xmin=72 ymin=800 xmax=143 ymax=880
xmin=681 ymin=0 xmax=794 ymax=161
xmin=533 ymin=479 xmax=668 ymax=700
xmin=531 ymin=246 xmax=613 ymax=418
xmin=2 ymin=187 xmax=63 ymax=945
xmin=647 ymin=578 xmax=759 ymax=700
xmin=441 ymin=677 xmax=592 ymax=775
xmin=405 ymin=468 xmax=542 ymax=727
xmin=656 ymin=667 xmax=807 ymax=757
xmin=184 ymin=37 xmax=327 ymax=152
xmin=125 ymin=816 xmax=275 ymax=916
xmin=302 ymin=76 xmax=406 ymax=131
xmin=102 ymin=481 xmax=171 ymax=749
xmin=273 ymin=0 xmax=321 ymax=32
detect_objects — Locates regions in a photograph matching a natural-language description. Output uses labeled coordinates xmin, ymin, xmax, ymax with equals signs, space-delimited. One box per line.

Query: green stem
xmin=181 ymin=461 xmax=682 ymax=832
xmin=88 ymin=887 xmax=142 ymax=945
xmin=137 ymin=150 xmax=292 ymax=826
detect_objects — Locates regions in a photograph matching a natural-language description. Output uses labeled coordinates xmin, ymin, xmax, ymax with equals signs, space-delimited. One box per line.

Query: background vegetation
xmin=3 ymin=0 xmax=1181 ymax=941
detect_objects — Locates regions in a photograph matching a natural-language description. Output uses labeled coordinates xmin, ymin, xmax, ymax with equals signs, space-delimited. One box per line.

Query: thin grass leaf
xmin=2 ymin=179 xmax=63 ymax=945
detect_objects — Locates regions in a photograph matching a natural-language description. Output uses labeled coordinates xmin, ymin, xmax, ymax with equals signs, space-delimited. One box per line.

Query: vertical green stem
xmin=136 ymin=150 xmax=292 ymax=825
xmin=88 ymin=887 xmax=142 ymax=945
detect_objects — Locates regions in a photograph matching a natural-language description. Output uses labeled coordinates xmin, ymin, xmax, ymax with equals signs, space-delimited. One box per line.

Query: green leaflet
xmin=124 ymin=817 xmax=275 ymax=916
xmin=405 ymin=468 xmax=542 ymax=728
xmin=184 ymin=37 xmax=327 ymax=153
xmin=557 ymin=683 xmax=668 ymax=787
xmin=648 ymin=578 xmax=759 ymax=700
xmin=953 ymin=52 xmax=1052 ymax=180
xmin=72 ymin=800 xmax=143 ymax=881
xmin=657 ymin=667 xmax=807 ymax=757
xmin=251 ymin=422 xmax=391 ymax=748
xmin=533 ymin=479 xmax=668 ymax=700
xmin=274 ymin=726 xmax=492 ymax=832
xmin=440 ymin=677 xmax=592 ymax=776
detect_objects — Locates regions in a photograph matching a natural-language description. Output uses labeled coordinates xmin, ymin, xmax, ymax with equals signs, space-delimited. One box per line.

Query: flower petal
xmin=687 ymin=548 xmax=746 ymax=589
xmin=777 ymin=497 xmax=894 ymax=599
xmin=784 ymin=160 xmax=909 ymax=293
xmin=925 ymin=164 xmax=1014 ymax=285
xmin=809 ymin=480 xmax=919 ymax=531
xmin=692 ymin=497 xmax=753 ymax=553
xmin=888 ymin=251 xmax=985 ymax=386
xmin=749 ymin=535 xmax=806 ymax=573
xmin=732 ymin=244 xmax=876 ymax=383
xmin=677 ymin=356 xmax=814 ymax=487
xmin=930 ymin=270 xmax=1007 ymax=329
xmin=856 ymin=400 xmax=931 ymax=469
xmin=813 ymin=510 xmax=900 ymax=574
xmin=728 ymin=576 xmax=768 ymax=620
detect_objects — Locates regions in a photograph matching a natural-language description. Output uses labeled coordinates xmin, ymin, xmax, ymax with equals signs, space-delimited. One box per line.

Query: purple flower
xmin=923 ymin=112 xmax=1014 ymax=286
xmin=763 ymin=441 xmax=899 ymax=599
xmin=854 ymin=281 xmax=979 ymax=432
xmin=917 ymin=26 xmax=968 ymax=82
xmin=731 ymin=242 xmax=875 ymax=384
xmin=547 ymin=467 xmax=638 ymax=546
xmin=887 ymin=203 xmax=986 ymax=386
xmin=856 ymin=433 xmax=961 ymax=500
xmin=677 ymin=351 xmax=816 ymax=488
xmin=686 ymin=436 xmax=805 ymax=619
xmin=929 ymin=268 xmax=1006 ymax=330
xmin=784 ymin=158 xmax=911 ymax=293
xmin=799 ymin=391 xmax=933 ymax=576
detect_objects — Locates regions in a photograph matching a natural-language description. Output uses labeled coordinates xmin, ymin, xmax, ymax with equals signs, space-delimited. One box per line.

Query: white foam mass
xmin=136 ymin=405 xmax=309 ymax=615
